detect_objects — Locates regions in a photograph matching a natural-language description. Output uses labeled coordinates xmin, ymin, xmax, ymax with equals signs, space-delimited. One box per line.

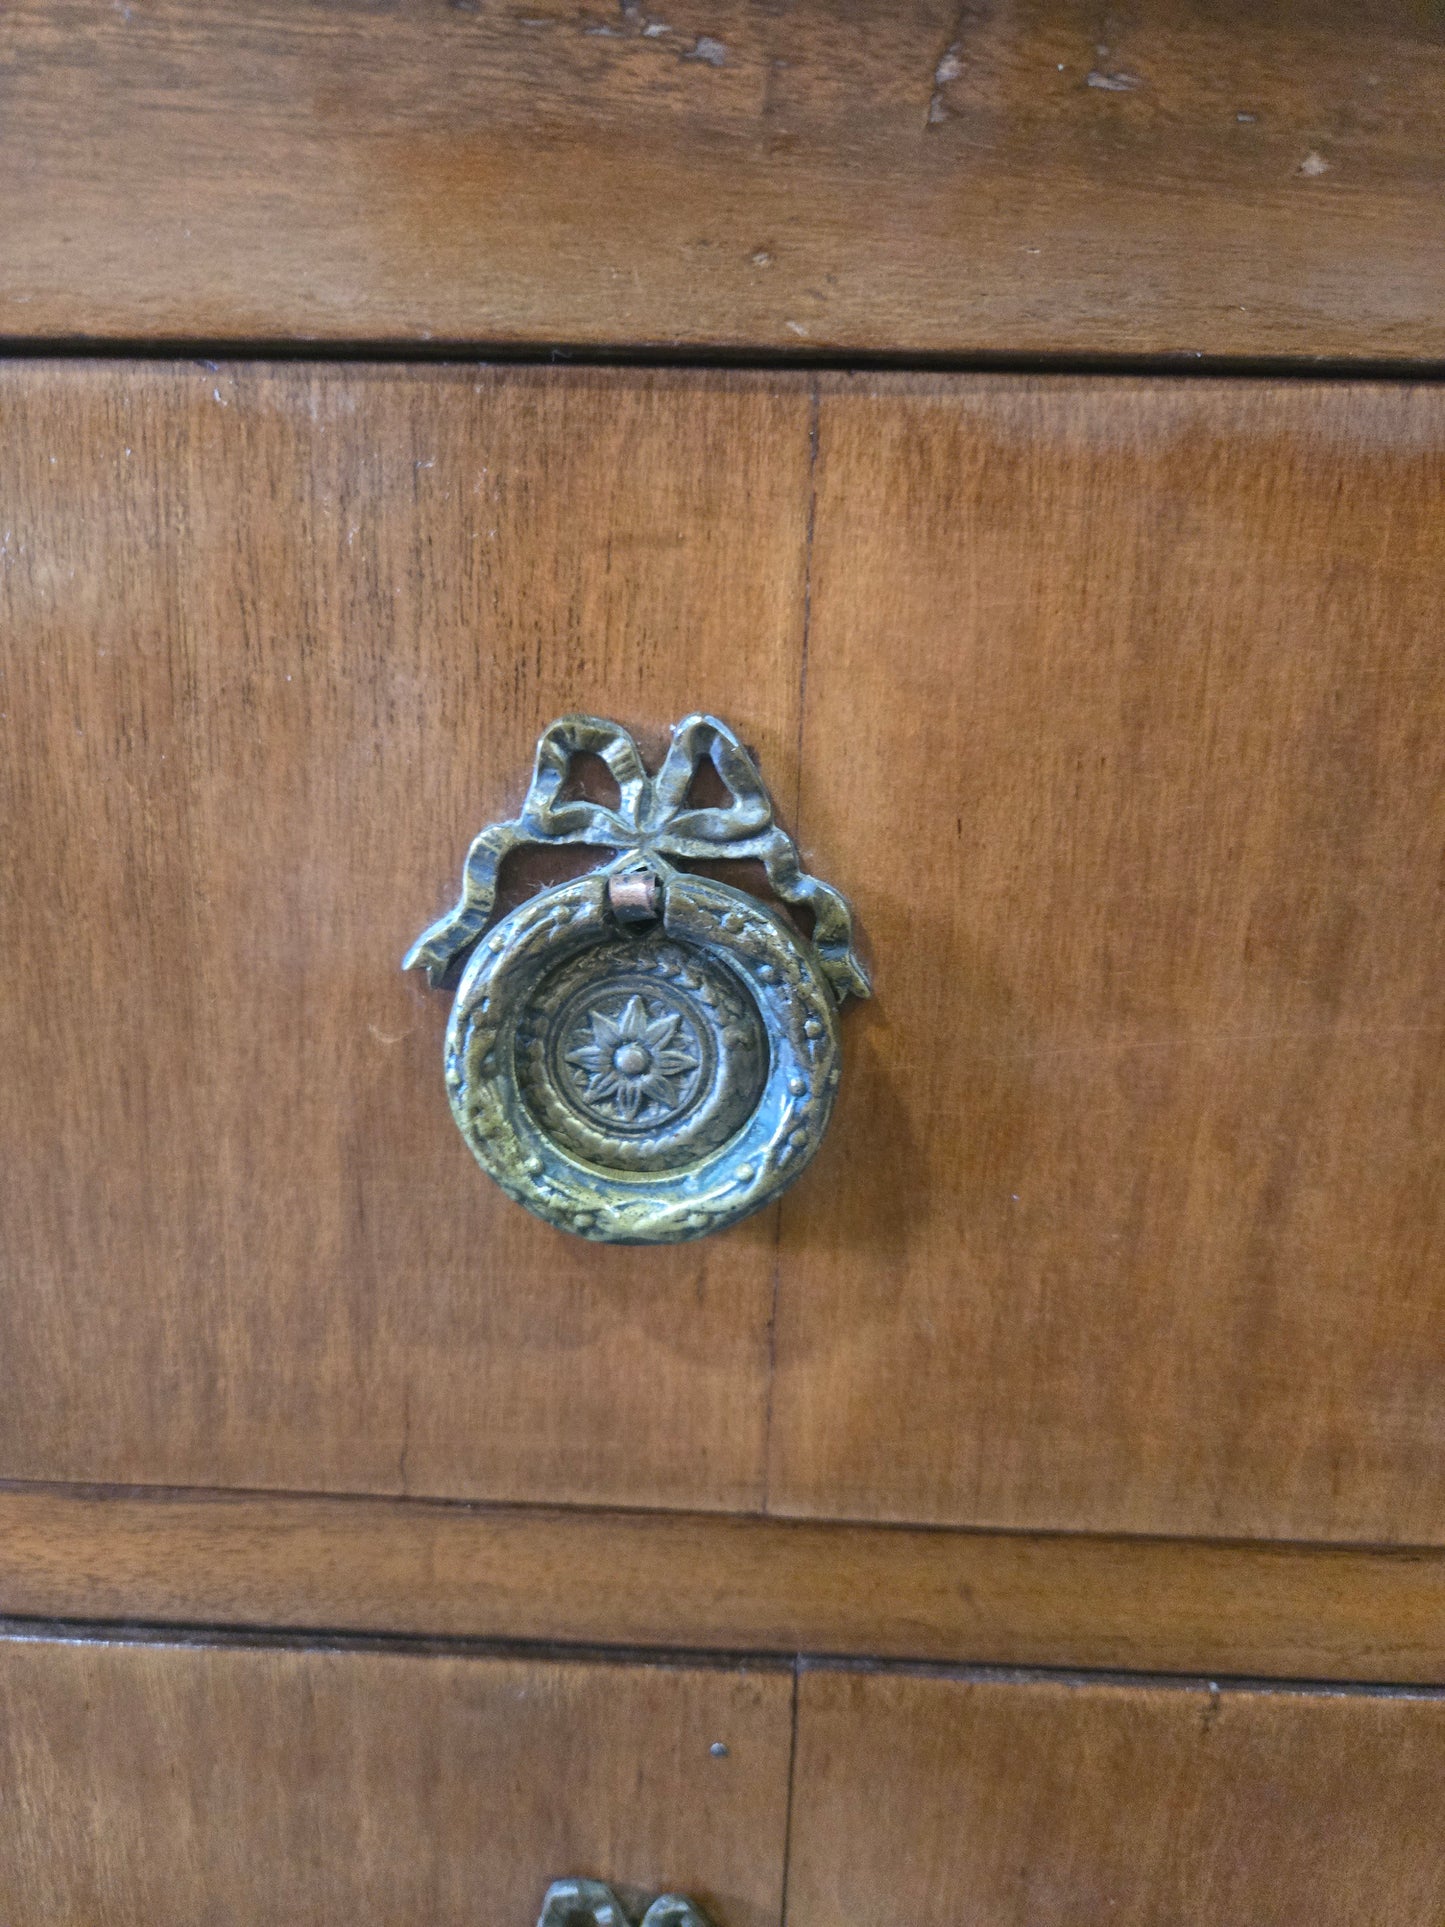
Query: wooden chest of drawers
xmin=1 ymin=5 xmax=1443 ymax=1921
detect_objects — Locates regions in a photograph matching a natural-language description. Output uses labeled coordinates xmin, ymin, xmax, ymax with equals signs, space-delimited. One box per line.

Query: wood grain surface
xmin=0 ymin=360 xmax=808 ymax=1507
xmin=788 ymin=1665 xmax=1445 ymax=1924
xmin=5 ymin=363 xmax=1444 ymax=1554
xmin=772 ymin=374 xmax=1445 ymax=1544
xmin=1 ymin=0 xmax=1442 ymax=359
xmin=6 ymin=1486 xmax=1445 ymax=1684
xmin=0 ymin=1631 xmax=791 ymax=1927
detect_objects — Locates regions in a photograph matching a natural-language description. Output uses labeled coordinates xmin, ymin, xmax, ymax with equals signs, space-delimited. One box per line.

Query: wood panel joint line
xmin=795 ymin=373 xmax=822 ymax=832
xmin=9 ymin=1475 xmax=1445 ymax=1555
xmin=4 ymin=342 xmax=1445 ymax=380
xmin=0 ymin=1614 xmax=801 ymax=1673
xmin=3 ymin=1616 xmax=1445 ymax=1703
xmin=761 ymin=376 xmax=822 ymax=1519
xmin=779 ymin=1658 xmax=802 ymax=1927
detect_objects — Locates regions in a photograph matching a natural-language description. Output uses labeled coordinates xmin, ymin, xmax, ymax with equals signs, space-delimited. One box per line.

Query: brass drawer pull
xmin=406 ymin=713 xmax=869 ymax=1243
xmin=537 ymin=1881 xmax=713 ymax=1927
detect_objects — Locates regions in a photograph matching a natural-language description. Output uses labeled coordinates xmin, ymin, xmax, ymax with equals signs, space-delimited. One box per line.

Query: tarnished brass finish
xmin=405 ymin=714 xmax=869 ymax=1244
xmin=536 ymin=1880 xmax=713 ymax=1927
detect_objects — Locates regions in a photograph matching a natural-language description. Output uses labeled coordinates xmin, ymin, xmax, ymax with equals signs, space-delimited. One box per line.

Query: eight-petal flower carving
xmin=565 ymin=994 xmax=702 ymax=1123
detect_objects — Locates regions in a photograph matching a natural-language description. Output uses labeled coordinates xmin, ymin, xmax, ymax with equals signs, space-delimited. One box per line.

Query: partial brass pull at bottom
xmin=537 ymin=1878 xmax=713 ymax=1927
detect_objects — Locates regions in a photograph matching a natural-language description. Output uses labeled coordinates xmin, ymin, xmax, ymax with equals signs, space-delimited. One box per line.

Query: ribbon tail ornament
xmin=402 ymin=716 xmax=651 ymax=987
xmin=646 ymin=714 xmax=870 ymax=1004
xmin=404 ymin=712 xmax=870 ymax=1244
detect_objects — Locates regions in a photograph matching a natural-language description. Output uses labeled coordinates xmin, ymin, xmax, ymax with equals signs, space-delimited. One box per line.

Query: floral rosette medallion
xmin=405 ymin=714 xmax=870 ymax=1244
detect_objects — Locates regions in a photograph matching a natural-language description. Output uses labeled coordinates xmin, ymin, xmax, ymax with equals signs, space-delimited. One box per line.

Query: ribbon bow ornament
xmin=536 ymin=1880 xmax=713 ymax=1927
xmin=404 ymin=714 xmax=870 ymax=1004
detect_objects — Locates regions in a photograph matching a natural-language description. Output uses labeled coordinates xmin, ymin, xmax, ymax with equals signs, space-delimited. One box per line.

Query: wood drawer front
xmin=0 ymin=1632 xmax=791 ymax=1927
xmin=7 ymin=1634 xmax=1444 ymax=1925
xmin=788 ymin=1667 xmax=1445 ymax=1926
xmin=1 ymin=1 xmax=1442 ymax=360
xmin=2 ymin=363 xmax=1443 ymax=1551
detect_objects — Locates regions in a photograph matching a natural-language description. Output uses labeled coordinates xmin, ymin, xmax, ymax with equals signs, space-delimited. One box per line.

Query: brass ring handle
xmin=537 ymin=1878 xmax=714 ymax=1927
xmin=405 ymin=714 xmax=869 ymax=1244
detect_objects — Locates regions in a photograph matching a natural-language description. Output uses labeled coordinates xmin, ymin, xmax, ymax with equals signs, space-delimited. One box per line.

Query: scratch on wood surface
xmin=368 ymin=1021 xmax=418 ymax=1047
xmin=926 ymin=2 xmax=986 ymax=125
xmin=1086 ymin=9 xmax=1141 ymax=95
xmin=581 ymin=2 xmax=671 ymax=44
xmin=581 ymin=4 xmax=724 ymax=63
xmin=928 ymin=43 xmax=964 ymax=122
